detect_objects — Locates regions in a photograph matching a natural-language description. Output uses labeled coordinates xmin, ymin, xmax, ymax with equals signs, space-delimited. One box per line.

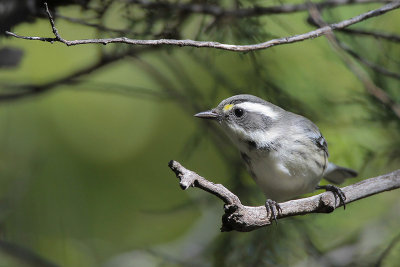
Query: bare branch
xmin=340 ymin=43 xmax=400 ymax=80
xmin=376 ymin=232 xmax=400 ymax=266
xmin=0 ymin=55 xmax=121 ymax=101
xmin=44 ymin=2 xmax=62 ymax=41
xmin=5 ymin=2 xmax=400 ymax=52
xmin=0 ymin=48 xmax=152 ymax=101
xmin=169 ymin=161 xmax=241 ymax=205
xmin=168 ymin=160 xmax=400 ymax=232
xmin=339 ymin=28 xmax=400 ymax=43
xmin=307 ymin=5 xmax=400 ymax=119
xmin=307 ymin=13 xmax=400 ymax=43
xmin=126 ymin=0 xmax=391 ymax=17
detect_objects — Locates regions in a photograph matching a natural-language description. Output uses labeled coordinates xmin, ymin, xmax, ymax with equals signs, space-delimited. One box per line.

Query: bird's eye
xmin=234 ymin=108 xmax=244 ymax=117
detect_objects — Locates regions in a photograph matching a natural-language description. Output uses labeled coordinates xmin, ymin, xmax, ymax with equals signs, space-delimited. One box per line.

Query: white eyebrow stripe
xmin=236 ymin=102 xmax=279 ymax=119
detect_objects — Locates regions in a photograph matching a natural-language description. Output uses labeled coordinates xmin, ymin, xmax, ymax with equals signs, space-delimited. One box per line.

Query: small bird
xmin=195 ymin=94 xmax=357 ymax=221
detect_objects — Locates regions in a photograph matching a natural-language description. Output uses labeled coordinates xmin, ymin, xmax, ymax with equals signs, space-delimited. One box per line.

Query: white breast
xmin=246 ymin=148 xmax=325 ymax=202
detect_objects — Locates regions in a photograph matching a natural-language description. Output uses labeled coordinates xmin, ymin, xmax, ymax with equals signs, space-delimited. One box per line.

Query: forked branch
xmin=168 ymin=160 xmax=400 ymax=232
xmin=5 ymin=2 xmax=400 ymax=52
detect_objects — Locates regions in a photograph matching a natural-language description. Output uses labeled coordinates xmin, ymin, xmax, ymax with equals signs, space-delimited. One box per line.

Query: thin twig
xmin=5 ymin=2 xmax=400 ymax=52
xmin=44 ymin=3 xmax=62 ymax=41
xmin=340 ymin=28 xmax=400 ymax=43
xmin=307 ymin=5 xmax=400 ymax=119
xmin=0 ymin=49 xmax=147 ymax=101
xmin=340 ymin=43 xmax=400 ymax=80
xmin=375 ymin=232 xmax=400 ymax=266
xmin=168 ymin=160 xmax=400 ymax=232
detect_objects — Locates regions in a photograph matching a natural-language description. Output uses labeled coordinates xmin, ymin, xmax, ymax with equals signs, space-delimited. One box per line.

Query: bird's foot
xmin=265 ymin=199 xmax=282 ymax=224
xmin=316 ymin=184 xmax=346 ymax=209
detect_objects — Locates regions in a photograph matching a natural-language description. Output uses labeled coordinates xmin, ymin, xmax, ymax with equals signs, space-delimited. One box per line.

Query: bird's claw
xmin=265 ymin=199 xmax=282 ymax=224
xmin=316 ymin=184 xmax=346 ymax=209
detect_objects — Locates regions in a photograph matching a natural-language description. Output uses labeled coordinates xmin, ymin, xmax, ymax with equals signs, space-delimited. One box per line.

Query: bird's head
xmin=194 ymin=94 xmax=284 ymax=150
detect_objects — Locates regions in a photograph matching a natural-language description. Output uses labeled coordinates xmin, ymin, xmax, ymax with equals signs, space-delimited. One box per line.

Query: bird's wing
xmin=314 ymin=135 xmax=329 ymax=158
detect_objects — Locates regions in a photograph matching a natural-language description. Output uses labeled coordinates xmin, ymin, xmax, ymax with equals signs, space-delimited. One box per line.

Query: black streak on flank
xmin=240 ymin=152 xmax=257 ymax=181
xmin=314 ymin=136 xmax=329 ymax=157
xmin=240 ymin=152 xmax=251 ymax=165
xmin=314 ymin=159 xmax=323 ymax=169
xmin=247 ymin=140 xmax=257 ymax=150
xmin=244 ymin=139 xmax=273 ymax=152
xmin=269 ymin=141 xmax=279 ymax=151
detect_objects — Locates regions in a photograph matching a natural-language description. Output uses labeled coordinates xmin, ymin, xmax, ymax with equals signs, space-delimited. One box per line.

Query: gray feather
xmin=324 ymin=162 xmax=358 ymax=184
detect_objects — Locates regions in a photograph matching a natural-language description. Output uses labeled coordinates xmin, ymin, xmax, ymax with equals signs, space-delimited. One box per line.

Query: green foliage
xmin=0 ymin=0 xmax=399 ymax=266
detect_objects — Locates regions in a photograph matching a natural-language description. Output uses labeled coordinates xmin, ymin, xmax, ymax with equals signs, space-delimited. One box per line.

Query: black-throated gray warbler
xmin=195 ymin=94 xmax=357 ymax=221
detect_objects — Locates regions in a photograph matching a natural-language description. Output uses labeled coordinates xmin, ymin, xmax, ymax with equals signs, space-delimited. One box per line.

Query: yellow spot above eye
xmin=223 ymin=104 xmax=234 ymax=112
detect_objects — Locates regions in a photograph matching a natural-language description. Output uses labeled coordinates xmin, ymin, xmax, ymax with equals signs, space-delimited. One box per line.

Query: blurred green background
xmin=0 ymin=1 xmax=399 ymax=266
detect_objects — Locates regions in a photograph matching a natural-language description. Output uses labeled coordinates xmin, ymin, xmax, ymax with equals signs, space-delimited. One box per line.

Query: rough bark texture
xmin=168 ymin=160 xmax=400 ymax=232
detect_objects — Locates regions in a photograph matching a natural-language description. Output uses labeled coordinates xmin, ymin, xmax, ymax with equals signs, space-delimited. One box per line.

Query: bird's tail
xmin=323 ymin=162 xmax=358 ymax=184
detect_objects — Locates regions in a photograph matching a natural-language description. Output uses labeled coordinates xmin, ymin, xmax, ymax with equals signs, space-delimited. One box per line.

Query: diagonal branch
xmin=168 ymin=160 xmax=400 ymax=232
xmin=307 ymin=5 xmax=400 ymax=119
xmin=0 ymin=46 xmax=159 ymax=102
xmin=340 ymin=43 xmax=400 ymax=80
xmin=0 ymin=53 xmax=125 ymax=101
xmin=5 ymin=2 xmax=400 ymax=52
xmin=339 ymin=28 xmax=400 ymax=43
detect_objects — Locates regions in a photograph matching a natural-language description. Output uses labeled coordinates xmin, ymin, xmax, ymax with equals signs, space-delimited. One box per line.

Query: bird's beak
xmin=194 ymin=109 xmax=219 ymax=120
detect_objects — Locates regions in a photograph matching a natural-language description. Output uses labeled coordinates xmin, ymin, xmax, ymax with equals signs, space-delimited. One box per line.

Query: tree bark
xmin=168 ymin=160 xmax=400 ymax=232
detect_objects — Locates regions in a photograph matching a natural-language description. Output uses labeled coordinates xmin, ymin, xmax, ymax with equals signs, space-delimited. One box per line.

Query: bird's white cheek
xmin=248 ymin=130 xmax=280 ymax=146
xmin=222 ymin=122 xmax=246 ymax=139
xmin=222 ymin=122 xmax=272 ymax=149
xmin=220 ymin=123 xmax=243 ymax=144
